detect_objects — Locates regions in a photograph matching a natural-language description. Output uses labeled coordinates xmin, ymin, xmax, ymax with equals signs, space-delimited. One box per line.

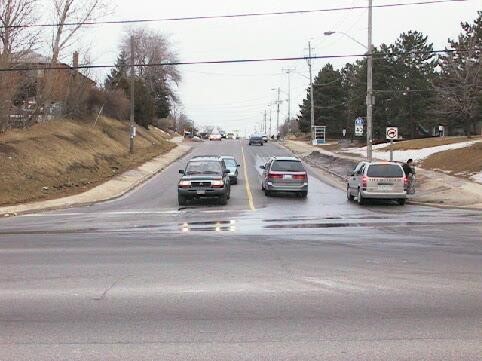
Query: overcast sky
xmin=73 ymin=0 xmax=480 ymax=134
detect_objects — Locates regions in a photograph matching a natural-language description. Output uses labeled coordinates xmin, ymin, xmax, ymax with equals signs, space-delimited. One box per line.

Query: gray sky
xmin=78 ymin=0 xmax=480 ymax=133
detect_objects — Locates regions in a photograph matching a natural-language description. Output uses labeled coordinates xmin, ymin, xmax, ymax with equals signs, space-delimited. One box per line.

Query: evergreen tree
xmin=298 ymin=64 xmax=346 ymax=136
xmin=435 ymin=11 xmax=482 ymax=135
xmin=105 ymin=51 xmax=130 ymax=95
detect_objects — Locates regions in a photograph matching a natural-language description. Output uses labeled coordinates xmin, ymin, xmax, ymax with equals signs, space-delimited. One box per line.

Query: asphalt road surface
xmin=1 ymin=140 xmax=481 ymax=361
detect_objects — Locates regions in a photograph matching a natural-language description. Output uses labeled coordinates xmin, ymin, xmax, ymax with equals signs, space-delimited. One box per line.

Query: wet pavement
xmin=0 ymin=140 xmax=481 ymax=360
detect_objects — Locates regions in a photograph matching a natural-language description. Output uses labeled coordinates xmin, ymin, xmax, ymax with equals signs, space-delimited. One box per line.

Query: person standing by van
xmin=403 ymin=159 xmax=415 ymax=194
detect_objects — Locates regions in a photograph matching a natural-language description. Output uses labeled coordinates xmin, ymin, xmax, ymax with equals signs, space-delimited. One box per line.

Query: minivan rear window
xmin=367 ymin=164 xmax=403 ymax=177
xmin=271 ymin=160 xmax=305 ymax=172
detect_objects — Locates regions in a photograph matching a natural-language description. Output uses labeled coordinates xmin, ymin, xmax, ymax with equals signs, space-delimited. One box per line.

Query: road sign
xmin=386 ymin=127 xmax=398 ymax=140
xmin=355 ymin=117 xmax=364 ymax=126
xmin=355 ymin=125 xmax=364 ymax=136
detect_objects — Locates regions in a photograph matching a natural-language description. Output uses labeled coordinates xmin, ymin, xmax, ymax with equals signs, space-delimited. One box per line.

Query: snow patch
xmin=342 ymin=140 xmax=481 ymax=163
xmin=471 ymin=171 xmax=482 ymax=184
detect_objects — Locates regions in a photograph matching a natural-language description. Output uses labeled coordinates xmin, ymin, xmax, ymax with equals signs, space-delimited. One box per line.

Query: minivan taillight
xmin=403 ymin=176 xmax=408 ymax=188
xmin=362 ymin=176 xmax=368 ymax=188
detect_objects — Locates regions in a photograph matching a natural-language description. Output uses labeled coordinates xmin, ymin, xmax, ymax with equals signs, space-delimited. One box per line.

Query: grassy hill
xmin=0 ymin=118 xmax=176 ymax=206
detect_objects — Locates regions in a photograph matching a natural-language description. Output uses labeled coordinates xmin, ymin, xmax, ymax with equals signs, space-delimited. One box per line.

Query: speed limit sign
xmin=386 ymin=127 xmax=398 ymax=140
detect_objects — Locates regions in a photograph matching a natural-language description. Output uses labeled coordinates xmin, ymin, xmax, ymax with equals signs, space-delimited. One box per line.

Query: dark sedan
xmin=249 ymin=135 xmax=264 ymax=146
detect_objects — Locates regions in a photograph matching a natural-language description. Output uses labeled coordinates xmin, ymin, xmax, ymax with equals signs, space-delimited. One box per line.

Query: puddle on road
xmin=180 ymin=220 xmax=236 ymax=233
xmin=264 ymin=220 xmax=478 ymax=230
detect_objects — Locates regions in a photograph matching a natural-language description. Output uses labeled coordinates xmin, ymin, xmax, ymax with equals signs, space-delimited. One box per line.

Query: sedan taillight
xmin=293 ymin=173 xmax=307 ymax=180
xmin=268 ymin=172 xmax=283 ymax=179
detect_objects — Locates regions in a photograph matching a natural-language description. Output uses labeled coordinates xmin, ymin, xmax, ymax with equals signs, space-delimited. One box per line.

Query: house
xmin=9 ymin=51 xmax=97 ymax=126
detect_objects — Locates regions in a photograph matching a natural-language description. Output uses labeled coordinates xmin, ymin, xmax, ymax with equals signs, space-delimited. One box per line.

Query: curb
xmin=1 ymin=144 xmax=192 ymax=217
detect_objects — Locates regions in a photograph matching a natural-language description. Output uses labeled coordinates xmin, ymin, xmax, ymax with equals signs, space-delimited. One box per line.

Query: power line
xmin=1 ymin=0 xmax=468 ymax=29
xmin=0 ymin=48 xmax=477 ymax=72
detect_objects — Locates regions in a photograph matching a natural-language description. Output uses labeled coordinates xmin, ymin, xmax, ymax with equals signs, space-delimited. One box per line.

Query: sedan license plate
xmin=284 ymin=175 xmax=293 ymax=180
xmin=197 ymin=190 xmax=206 ymax=195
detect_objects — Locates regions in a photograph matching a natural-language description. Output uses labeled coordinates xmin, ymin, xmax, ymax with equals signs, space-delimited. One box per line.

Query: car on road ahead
xmin=178 ymin=156 xmax=231 ymax=206
xmin=209 ymin=130 xmax=222 ymax=141
xmin=347 ymin=161 xmax=407 ymax=205
xmin=261 ymin=134 xmax=269 ymax=142
xmin=260 ymin=157 xmax=308 ymax=197
xmin=249 ymin=134 xmax=263 ymax=146
xmin=220 ymin=156 xmax=240 ymax=184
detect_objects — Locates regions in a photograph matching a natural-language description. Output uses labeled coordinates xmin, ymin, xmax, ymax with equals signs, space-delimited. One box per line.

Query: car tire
xmin=347 ymin=186 xmax=354 ymax=201
xmin=178 ymin=194 xmax=187 ymax=206
xmin=397 ymin=198 xmax=406 ymax=206
xmin=261 ymin=182 xmax=265 ymax=191
xmin=233 ymin=178 xmax=238 ymax=185
xmin=218 ymin=194 xmax=228 ymax=205
xmin=357 ymin=189 xmax=366 ymax=206
xmin=300 ymin=191 xmax=308 ymax=199
xmin=260 ymin=143 xmax=263 ymax=146
xmin=265 ymin=189 xmax=271 ymax=197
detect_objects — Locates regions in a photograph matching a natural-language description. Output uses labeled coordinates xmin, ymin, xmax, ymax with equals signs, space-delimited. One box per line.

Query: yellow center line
xmin=241 ymin=146 xmax=256 ymax=211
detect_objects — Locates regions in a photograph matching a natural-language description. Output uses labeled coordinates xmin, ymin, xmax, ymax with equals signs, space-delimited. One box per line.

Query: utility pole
xmin=263 ymin=110 xmax=267 ymax=134
xmin=366 ymin=0 xmax=374 ymax=161
xmin=282 ymin=67 xmax=295 ymax=124
xmin=276 ymin=87 xmax=281 ymax=139
xmin=308 ymin=41 xmax=315 ymax=141
xmin=129 ymin=35 xmax=135 ymax=154
xmin=269 ymin=106 xmax=272 ymax=138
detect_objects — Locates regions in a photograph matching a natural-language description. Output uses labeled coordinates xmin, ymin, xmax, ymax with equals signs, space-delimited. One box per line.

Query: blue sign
xmin=355 ymin=117 xmax=364 ymax=126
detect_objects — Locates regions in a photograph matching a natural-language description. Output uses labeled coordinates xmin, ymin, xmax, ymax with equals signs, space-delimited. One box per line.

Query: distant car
xmin=248 ymin=135 xmax=263 ymax=146
xmin=260 ymin=157 xmax=308 ymax=198
xmin=178 ymin=156 xmax=231 ymax=206
xmin=221 ymin=156 xmax=240 ymax=184
xmin=347 ymin=161 xmax=407 ymax=205
xmin=226 ymin=133 xmax=235 ymax=140
xmin=209 ymin=132 xmax=222 ymax=141
xmin=220 ymin=131 xmax=227 ymax=139
xmin=261 ymin=134 xmax=268 ymax=142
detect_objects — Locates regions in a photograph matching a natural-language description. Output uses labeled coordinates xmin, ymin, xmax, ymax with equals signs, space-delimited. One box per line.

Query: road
xmin=1 ymin=139 xmax=481 ymax=361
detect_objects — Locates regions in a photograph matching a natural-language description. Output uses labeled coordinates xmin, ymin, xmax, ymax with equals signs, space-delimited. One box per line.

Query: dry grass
xmin=0 ymin=118 xmax=175 ymax=206
xmin=422 ymin=142 xmax=482 ymax=178
xmin=382 ymin=136 xmax=481 ymax=151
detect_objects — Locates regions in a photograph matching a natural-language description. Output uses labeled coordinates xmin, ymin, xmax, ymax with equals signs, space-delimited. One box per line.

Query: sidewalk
xmin=282 ymin=140 xmax=482 ymax=209
xmin=1 ymin=143 xmax=192 ymax=216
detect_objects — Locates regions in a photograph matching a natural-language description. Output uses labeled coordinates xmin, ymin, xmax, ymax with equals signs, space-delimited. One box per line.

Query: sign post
xmin=386 ymin=127 xmax=398 ymax=162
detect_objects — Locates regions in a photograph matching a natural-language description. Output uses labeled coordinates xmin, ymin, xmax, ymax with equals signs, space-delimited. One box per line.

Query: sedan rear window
xmin=367 ymin=164 xmax=403 ymax=177
xmin=271 ymin=160 xmax=305 ymax=172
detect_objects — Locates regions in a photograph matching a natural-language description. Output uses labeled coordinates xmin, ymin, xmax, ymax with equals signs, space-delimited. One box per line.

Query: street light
xmin=323 ymin=0 xmax=373 ymax=161
xmin=323 ymin=31 xmax=367 ymax=50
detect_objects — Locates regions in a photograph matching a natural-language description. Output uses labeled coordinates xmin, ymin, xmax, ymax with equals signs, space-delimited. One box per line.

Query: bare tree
xmin=122 ymin=28 xmax=181 ymax=114
xmin=50 ymin=0 xmax=109 ymax=63
xmin=0 ymin=0 xmax=39 ymax=61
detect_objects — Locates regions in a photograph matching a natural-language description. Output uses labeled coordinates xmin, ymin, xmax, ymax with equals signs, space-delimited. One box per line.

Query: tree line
xmin=297 ymin=11 xmax=482 ymax=139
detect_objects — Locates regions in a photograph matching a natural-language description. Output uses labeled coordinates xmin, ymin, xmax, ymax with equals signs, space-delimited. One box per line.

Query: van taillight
xmin=362 ymin=176 xmax=368 ymax=188
xmin=403 ymin=176 xmax=408 ymax=187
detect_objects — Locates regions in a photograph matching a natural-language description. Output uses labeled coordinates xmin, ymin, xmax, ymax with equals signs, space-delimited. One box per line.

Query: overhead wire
xmin=0 ymin=0 xmax=469 ymax=29
xmin=0 ymin=48 xmax=476 ymax=72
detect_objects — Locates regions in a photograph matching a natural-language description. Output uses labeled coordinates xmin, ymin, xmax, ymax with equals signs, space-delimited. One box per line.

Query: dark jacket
xmin=403 ymin=163 xmax=414 ymax=176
